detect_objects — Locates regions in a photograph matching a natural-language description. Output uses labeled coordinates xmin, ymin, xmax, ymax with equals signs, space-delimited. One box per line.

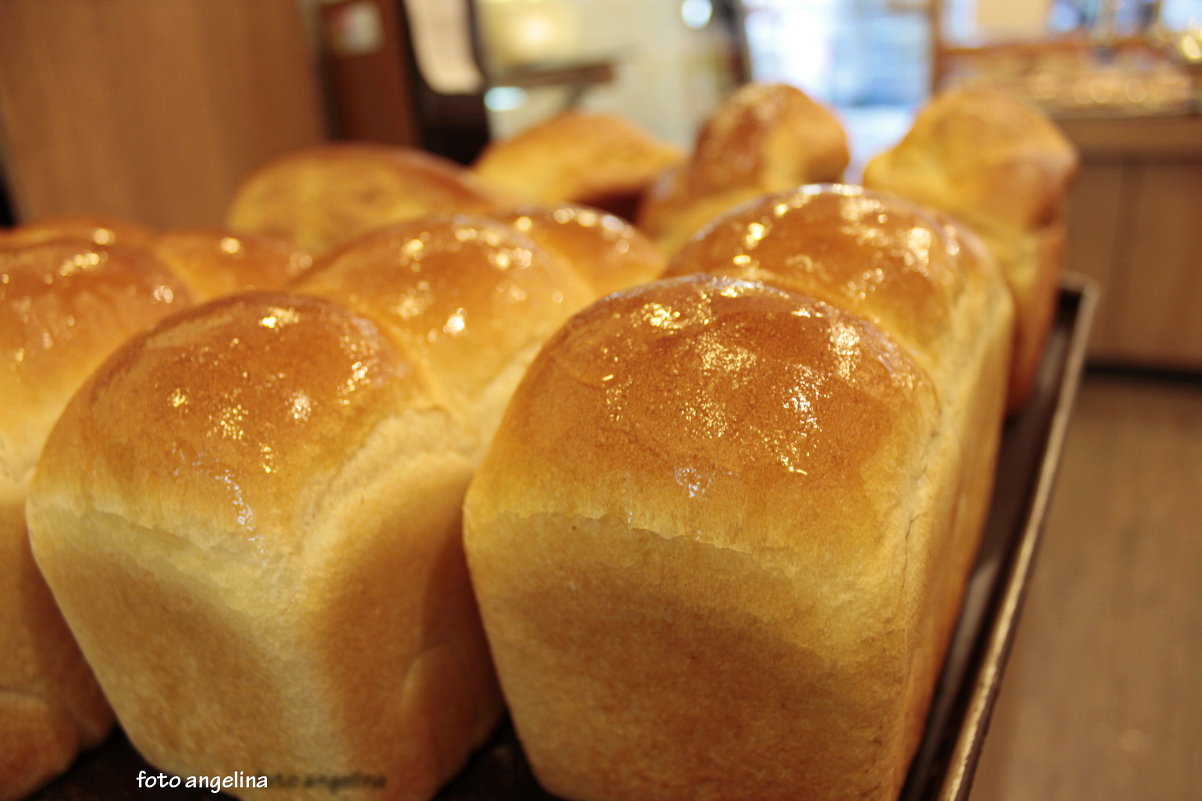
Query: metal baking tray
xmin=32 ymin=277 xmax=1098 ymax=801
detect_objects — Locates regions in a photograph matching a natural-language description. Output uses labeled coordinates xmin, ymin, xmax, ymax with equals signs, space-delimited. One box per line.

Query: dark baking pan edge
xmin=906 ymin=274 xmax=1099 ymax=801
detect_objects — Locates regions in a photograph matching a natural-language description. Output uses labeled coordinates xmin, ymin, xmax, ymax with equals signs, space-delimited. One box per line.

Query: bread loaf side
xmin=465 ymin=185 xmax=1013 ymax=800
xmin=862 ymin=87 xmax=1077 ymax=410
xmin=1 ymin=239 xmax=191 ymax=801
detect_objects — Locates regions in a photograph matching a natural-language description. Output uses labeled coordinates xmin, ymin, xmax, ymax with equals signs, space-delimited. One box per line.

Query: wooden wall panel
xmin=1115 ymin=163 xmax=1202 ymax=368
xmin=0 ymin=0 xmax=328 ymax=229
xmin=1063 ymin=163 xmax=1128 ymax=356
xmin=1058 ymin=114 xmax=1202 ymax=370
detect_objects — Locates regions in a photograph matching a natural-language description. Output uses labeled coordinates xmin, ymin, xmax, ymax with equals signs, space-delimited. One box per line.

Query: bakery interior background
xmin=1 ymin=1 xmax=1200 ymax=800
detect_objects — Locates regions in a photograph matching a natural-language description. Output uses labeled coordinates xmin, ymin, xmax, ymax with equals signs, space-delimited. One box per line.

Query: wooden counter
xmin=1059 ymin=112 xmax=1202 ymax=370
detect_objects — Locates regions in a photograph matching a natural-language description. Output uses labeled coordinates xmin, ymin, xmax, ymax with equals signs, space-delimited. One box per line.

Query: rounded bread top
xmin=34 ymin=291 xmax=444 ymax=555
xmin=686 ymin=82 xmax=850 ymax=196
xmin=294 ymin=215 xmax=594 ymax=428
xmin=637 ymin=83 xmax=850 ymax=253
xmin=151 ymin=229 xmax=313 ymax=302
xmin=226 ymin=143 xmax=506 ymax=257
xmin=665 ymin=185 xmax=992 ymax=362
xmin=863 ymin=87 xmax=1078 ymax=230
xmin=1 ymin=240 xmax=191 ymax=482
xmin=471 ymin=110 xmax=683 ymax=208
xmin=497 ymin=204 xmax=666 ymax=296
xmin=1 ymin=216 xmax=157 ymax=250
xmin=470 ymin=274 xmax=938 ymax=559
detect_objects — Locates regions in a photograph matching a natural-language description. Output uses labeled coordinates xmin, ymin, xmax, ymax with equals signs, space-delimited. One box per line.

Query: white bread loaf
xmin=638 ymin=82 xmax=850 ymax=253
xmin=472 ymin=111 xmax=683 ymax=222
xmin=226 ymin=144 xmax=508 ymax=258
xmin=150 ymin=229 xmax=313 ymax=302
xmin=27 ymin=291 xmax=496 ymax=801
xmin=5 ymin=215 xmax=316 ymax=303
xmin=0 ymin=239 xmax=191 ymax=801
xmin=0 ymin=216 xmax=157 ymax=251
xmin=25 ymin=210 xmax=662 ymax=801
xmin=463 ymin=186 xmax=1013 ymax=801
xmin=862 ymin=87 xmax=1078 ymax=411
xmin=492 ymin=205 xmax=667 ymax=298
xmin=293 ymin=214 xmax=596 ymax=446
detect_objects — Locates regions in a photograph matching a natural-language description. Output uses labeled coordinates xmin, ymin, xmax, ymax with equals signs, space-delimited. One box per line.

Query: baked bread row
xmin=7 ymin=80 xmax=1074 ymax=801
xmin=465 ymin=83 xmax=1077 ymax=411
xmin=15 ymin=204 xmax=663 ymax=801
xmin=465 ymin=185 xmax=1014 ymax=801
xmin=1 ymin=218 xmax=314 ymax=801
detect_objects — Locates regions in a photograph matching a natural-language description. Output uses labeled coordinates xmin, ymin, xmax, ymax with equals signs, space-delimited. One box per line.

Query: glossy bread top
xmin=0 ymin=240 xmax=190 ymax=482
xmin=0 ymin=216 xmax=157 ymax=250
xmin=862 ymin=87 xmax=1078 ymax=230
xmin=666 ymin=185 xmax=995 ymax=361
xmin=294 ymin=215 xmax=593 ymax=433
xmin=34 ymin=291 xmax=438 ymax=554
xmin=151 ymin=229 xmax=313 ymax=302
xmin=471 ymin=273 xmax=938 ymax=560
xmin=226 ymin=143 xmax=506 ymax=257
xmin=686 ymin=82 xmax=849 ymax=196
xmin=497 ymin=204 xmax=666 ymax=297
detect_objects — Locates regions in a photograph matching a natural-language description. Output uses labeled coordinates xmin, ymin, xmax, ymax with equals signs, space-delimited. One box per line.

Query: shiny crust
xmin=666 ymin=186 xmax=1013 ymax=786
xmin=863 ymin=88 xmax=1077 ymax=230
xmin=1 ymin=240 xmax=190 ymax=800
xmin=466 ymin=275 xmax=944 ymax=801
xmin=666 ymin=186 xmax=969 ymax=356
xmin=295 ymin=215 xmax=595 ymax=442
xmin=0 ymin=216 xmax=157 ymax=250
xmin=862 ymin=87 xmax=1078 ymax=410
xmin=0 ymin=241 xmax=190 ymax=485
xmin=638 ymin=83 xmax=850 ymax=253
xmin=495 ymin=205 xmax=667 ymax=296
xmin=469 ymin=275 xmax=936 ymax=548
xmin=24 ymin=202 xmax=650 ymax=797
xmin=465 ymin=186 xmax=1014 ymax=800
xmin=151 ymin=229 xmax=313 ymax=302
xmin=226 ymin=144 xmax=506 ymax=257
xmin=471 ymin=110 xmax=683 ymax=219
xmin=27 ymin=293 xmax=501 ymax=800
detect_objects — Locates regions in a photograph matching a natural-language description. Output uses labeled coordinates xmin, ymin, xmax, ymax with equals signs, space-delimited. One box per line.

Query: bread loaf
xmin=862 ymin=87 xmax=1078 ymax=410
xmin=151 ymin=229 xmax=313 ymax=302
xmin=0 ymin=239 xmax=191 ymax=801
xmin=471 ymin=110 xmax=683 ymax=221
xmin=27 ymin=291 xmax=495 ymax=801
xmin=226 ymin=144 xmax=507 ymax=257
xmin=0 ymin=216 xmax=156 ymax=250
xmin=25 ymin=209 xmax=660 ymax=800
xmin=638 ymin=82 xmax=850 ymax=253
xmin=463 ymin=186 xmax=1013 ymax=800
xmin=294 ymin=215 xmax=595 ymax=445
xmin=490 ymin=204 xmax=667 ymax=297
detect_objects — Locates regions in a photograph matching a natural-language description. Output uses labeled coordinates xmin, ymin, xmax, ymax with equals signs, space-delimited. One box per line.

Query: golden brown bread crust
xmin=0 ymin=242 xmax=191 ymax=478
xmin=471 ymin=110 xmax=683 ymax=220
xmin=151 ymin=229 xmax=313 ymax=302
xmin=294 ymin=215 xmax=595 ymax=444
xmin=27 ymin=292 xmax=501 ymax=801
xmin=861 ymin=87 xmax=1078 ymax=410
xmin=665 ymin=185 xmax=969 ymax=355
xmin=465 ymin=274 xmax=949 ymax=801
xmin=665 ymin=185 xmax=1014 ymax=776
xmin=1 ymin=240 xmax=191 ymax=801
xmin=494 ymin=205 xmax=667 ymax=297
xmin=0 ymin=216 xmax=157 ymax=250
xmin=226 ymin=143 xmax=507 ymax=257
xmin=3 ymin=220 xmax=313 ymax=305
xmin=638 ymin=83 xmax=850 ymax=253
